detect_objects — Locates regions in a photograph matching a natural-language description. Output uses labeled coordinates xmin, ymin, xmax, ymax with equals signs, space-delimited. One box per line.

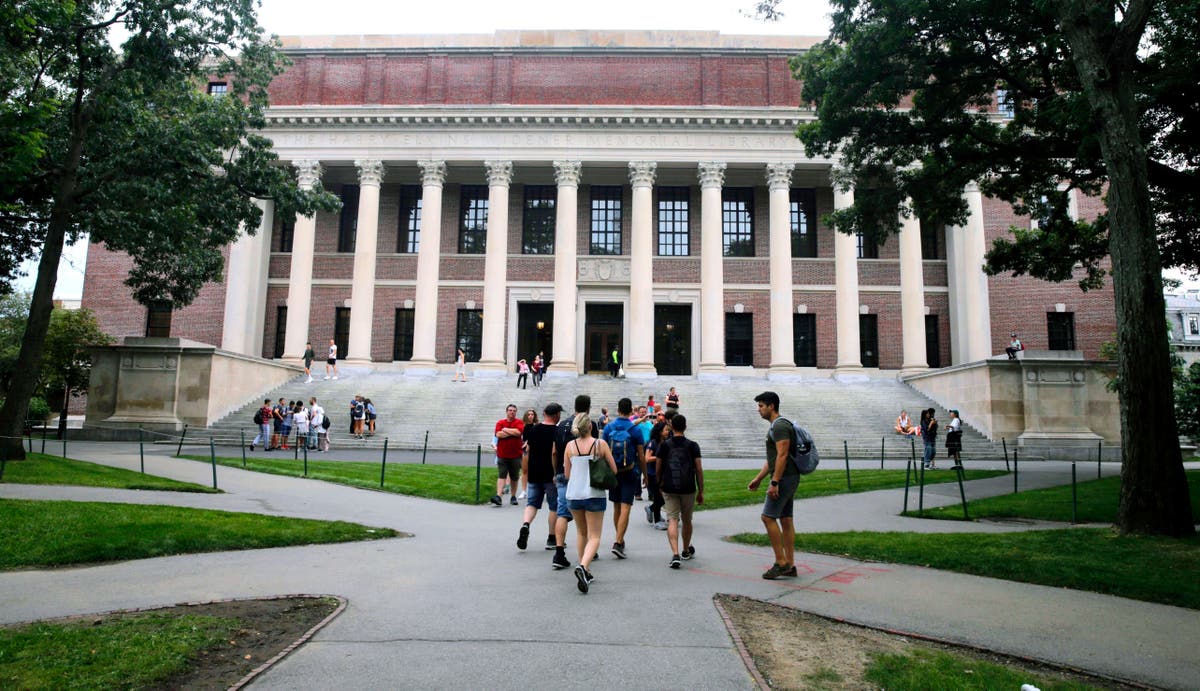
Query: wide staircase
xmin=202 ymin=367 xmax=1015 ymax=461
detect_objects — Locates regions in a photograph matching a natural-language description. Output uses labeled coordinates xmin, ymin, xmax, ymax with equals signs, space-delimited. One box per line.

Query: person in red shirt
xmin=491 ymin=404 xmax=526 ymax=506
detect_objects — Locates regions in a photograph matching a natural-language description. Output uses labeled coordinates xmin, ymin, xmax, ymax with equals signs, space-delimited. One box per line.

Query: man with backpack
xmin=748 ymin=391 xmax=800 ymax=580
xmin=655 ymin=414 xmax=703 ymax=569
xmin=601 ymin=397 xmax=646 ymax=559
xmin=249 ymin=399 xmax=273 ymax=451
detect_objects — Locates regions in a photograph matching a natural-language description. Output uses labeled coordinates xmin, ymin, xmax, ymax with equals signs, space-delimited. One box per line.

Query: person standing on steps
xmin=517 ymin=403 xmax=562 ymax=552
xmin=665 ymin=386 xmax=680 ymax=412
xmin=552 ymin=395 xmax=597 ymax=570
xmin=294 ymin=400 xmax=309 ymax=450
xmin=564 ymin=410 xmax=617 ymax=594
xmin=325 ymin=339 xmax=339 ymax=380
xmin=609 ymin=345 xmax=620 ymax=378
xmin=491 ymin=404 xmax=525 ymax=506
xmin=453 ymin=347 xmax=468 ymax=382
xmin=516 ymin=358 xmax=529 ymax=389
xmin=945 ymin=409 xmax=963 ymax=467
xmin=656 ymin=414 xmax=703 ymax=569
xmin=602 ymin=397 xmax=646 ymax=560
xmin=249 ymin=399 xmax=273 ymax=451
xmin=302 ymin=342 xmax=315 ymax=384
xmin=921 ymin=408 xmax=939 ymax=470
xmin=270 ymin=397 xmax=287 ymax=450
xmin=748 ymin=391 xmax=799 ymax=580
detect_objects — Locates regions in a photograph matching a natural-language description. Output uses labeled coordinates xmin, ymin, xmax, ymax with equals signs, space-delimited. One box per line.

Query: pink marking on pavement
xmin=686 ymin=567 xmax=844 ymax=594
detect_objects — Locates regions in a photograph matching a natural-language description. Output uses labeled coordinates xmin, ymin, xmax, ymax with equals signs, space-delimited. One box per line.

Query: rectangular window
xmin=393 ymin=308 xmax=415 ymax=361
xmin=456 ymin=309 xmax=483 ymax=362
xmin=657 ymin=187 xmax=690 ymax=256
xmin=337 ymin=184 xmax=359 ymax=253
xmin=278 ymin=220 xmax=295 ymax=253
xmin=920 ymin=219 xmax=940 ymax=259
xmin=522 ymin=185 xmax=556 ymax=254
xmin=590 ymin=186 xmax=622 ymax=255
xmin=722 ymin=188 xmax=755 ymax=257
xmin=458 ymin=185 xmax=489 ymax=254
xmin=335 ymin=307 xmax=351 ymax=359
xmin=207 ymin=82 xmax=228 ymax=97
xmin=1188 ymin=314 xmax=1200 ymax=337
xmin=396 ymin=185 xmax=422 ymax=254
xmin=1047 ymin=312 xmax=1076 ymax=350
xmin=925 ymin=314 xmax=941 ymax=368
xmin=790 ymin=189 xmax=817 ymax=258
xmin=725 ymin=313 xmax=754 ymax=366
xmin=273 ymin=306 xmax=287 ymax=358
xmin=996 ymin=89 xmax=1015 ymax=118
xmin=860 ymin=314 xmax=879 ymax=367
xmin=793 ymin=313 xmax=817 ymax=367
xmin=145 ymin=301 xmax=172 ymax=338
xmin=856 ymin=231 xmax=879 ymax=259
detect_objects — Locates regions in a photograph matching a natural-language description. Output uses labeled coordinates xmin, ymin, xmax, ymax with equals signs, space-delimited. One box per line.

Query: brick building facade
xmin=81 ymin=30 xmax=1116 ymax=378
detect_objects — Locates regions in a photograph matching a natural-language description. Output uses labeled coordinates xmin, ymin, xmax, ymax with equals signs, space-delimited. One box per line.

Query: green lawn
xmin=0 ymin=499 xmax=398 ymax=569
xmin=0 ymin=612 xmax=236 ymax=690
xmin=0 ymin=453 xmax=218 ymax=493
xmin=729 ymin=528 xmax=1200 ymax=609
xmin=865 ymin=647 xmax=1100 ymax=691
xmin=184 ymin=455 xmax=1005 ymax=508
xmin=909 ymin=471 xmax=1200 ymax=523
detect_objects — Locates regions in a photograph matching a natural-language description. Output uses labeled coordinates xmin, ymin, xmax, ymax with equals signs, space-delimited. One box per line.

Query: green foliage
xmin=1176 ymin=362 xmax=1200 ymax=439
xmin=865 ymin=648 xmax=1099 ymax=691
xmin=0 ymin=613 xmax=236 ymax=690
xmin=0 ymin=453 xmax=219 ymax=492
xmin=0 ymin=292 xmax=29 ymax=391
xmin=910 ymin=471 xmax=1200 ymax=523
xmin=730 ymin=528 xmax=1200 ymax=609
xmin=23 ymin=397 xmax=50 ymax=423
xmin=0 ymin=293 xmax=110 ymax=400
xmin=0 ymin=499 xmax=398 ymax=569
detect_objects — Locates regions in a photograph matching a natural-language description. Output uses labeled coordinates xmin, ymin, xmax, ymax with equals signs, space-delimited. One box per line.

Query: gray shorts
xmin=496 ymin=456 xmax=521 ymax=480
xmin=761 ymin=473 xmax=801 ymax=520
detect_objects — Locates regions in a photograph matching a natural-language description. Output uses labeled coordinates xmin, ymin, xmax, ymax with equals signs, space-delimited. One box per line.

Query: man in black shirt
xmin=518 ymin=402 xmax=563 ymax=552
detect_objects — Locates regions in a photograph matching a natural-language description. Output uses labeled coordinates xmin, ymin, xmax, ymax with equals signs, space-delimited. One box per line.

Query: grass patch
xmin=909 ymin=471 xmax=1200 ymax=523
xmin=864 ymin=647 xmax=1099 ymax=691
xmin=184 ymin=455 xmax=1005 ymax=508
xmin=0 ymin=499 xmax=398 ymax=569
xmin=0 ymin=453 xmax=218 ymax=493
xmin=729 ymin=528 xmax=1200 ymax=609
xmin=0 ymin=612 xmax=236 ymax=689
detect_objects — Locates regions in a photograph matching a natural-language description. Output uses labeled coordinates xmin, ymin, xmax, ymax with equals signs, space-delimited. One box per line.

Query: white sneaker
xmin=332 ymin=375 xmax=338 ymax=380
xmin=517 ymin=491 xmax=526 ymax=499
xmin=323 ymin=375 xmax=330 ymax=380
xmin=305 ymin=377 xmax=313 ymax=383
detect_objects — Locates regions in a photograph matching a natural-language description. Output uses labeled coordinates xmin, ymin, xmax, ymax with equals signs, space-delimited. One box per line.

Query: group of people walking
xmin=250 ymin=396 xmax=330 ymax=453
xmin=491 ymin=388 xmax=806 ymax=593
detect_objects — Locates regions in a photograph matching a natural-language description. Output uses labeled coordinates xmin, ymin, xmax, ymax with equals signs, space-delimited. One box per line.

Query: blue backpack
xmin=607 ymin=421 xmax=637 ymax=473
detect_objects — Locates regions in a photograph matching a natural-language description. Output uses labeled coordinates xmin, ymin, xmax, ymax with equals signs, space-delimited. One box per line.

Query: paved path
xmin=0 ymin=443 xmax=1196 ymax=690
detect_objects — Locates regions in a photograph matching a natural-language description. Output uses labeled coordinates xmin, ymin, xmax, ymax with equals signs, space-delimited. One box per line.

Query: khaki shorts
xmin=662 ymin=492 xmax=696 ymax=523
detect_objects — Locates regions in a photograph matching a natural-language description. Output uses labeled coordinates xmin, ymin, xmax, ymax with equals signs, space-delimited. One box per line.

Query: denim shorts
xmin=555 ymin=479 xmax=573 ymax=521
xmin=568 ymin=497 xmax=608 ymax=512
xmin=761 ymin=473 xmax=801 ymax=519
xmin=607 ymin=470 xmax=639 ymax=505
xmin=526 ymin=481 xmax=557 ymax=510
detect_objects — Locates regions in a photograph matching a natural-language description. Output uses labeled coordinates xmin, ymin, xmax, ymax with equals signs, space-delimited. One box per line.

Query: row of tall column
xmin=233 ymin=158 xmax=991 ymax=375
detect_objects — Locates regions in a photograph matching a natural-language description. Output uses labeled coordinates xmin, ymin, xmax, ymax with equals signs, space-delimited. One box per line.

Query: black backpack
xmin=659 ymin=438 xmax=697 ymax=494
xmin=253 ymin=409 xmax=263 ymax=425
xmin=321 ymin=415 xmax=331 ymax=430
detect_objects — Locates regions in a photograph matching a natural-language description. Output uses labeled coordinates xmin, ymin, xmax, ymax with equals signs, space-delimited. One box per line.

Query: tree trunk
xmin=1059 ymin=1 xmax=1194 ymax=536
xmin=58 ymin=386 xmax=70 ymax=441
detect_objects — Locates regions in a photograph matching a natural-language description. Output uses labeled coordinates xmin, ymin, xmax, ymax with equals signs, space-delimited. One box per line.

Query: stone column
xmin=282 ymin=160 xmax=321 ymax=360
xmin=549 ymin=160 xmax=581 ymax=377
xmin=766 ymin=163 xmax=796 ymax=377
xmin=477 ymin=160 xmax=512 ymax=374
xmin=222 ymin=198 xmax=272 ymax=356
xmin=945 ymin=224 xmax=967 ymax=365
xmin=959 ymin=182 xmax=993 ymax=361
xmin=407 ymin=161 xmax=446 ymax=375
xmin=833 ymin=183 xmax=863 ymax=374
xmin=626 ymin=161 xmax=658 ymax=379
xmin=698 ymin=161 xmax=727 ymax=380
xmin=346 ymin=160 xmax=384 ymax=363
xmin=898 ymin=203 xmax=928 ymax=373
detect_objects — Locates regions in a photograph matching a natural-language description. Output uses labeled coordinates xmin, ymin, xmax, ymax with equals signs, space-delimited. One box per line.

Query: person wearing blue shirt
xmin=601 ymin=397 xmax=646 ymax=559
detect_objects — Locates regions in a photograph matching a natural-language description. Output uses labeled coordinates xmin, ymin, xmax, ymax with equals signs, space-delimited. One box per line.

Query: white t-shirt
xmin=295 ymin=408 xmax=310 ymax=434
xmin=310 ymin=405 xmax=325 ymax=433
xmin=949 ymin=417 xmax=961 ymax=433
xmin=328 ymin=344 xmax=337 ymax=360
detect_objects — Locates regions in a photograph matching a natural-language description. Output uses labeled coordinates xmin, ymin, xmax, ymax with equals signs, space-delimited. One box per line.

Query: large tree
xmin=0 ymin=1 xmax=339 ymax=459
xmin=791 ymin=0 xmax=1195 ymax=535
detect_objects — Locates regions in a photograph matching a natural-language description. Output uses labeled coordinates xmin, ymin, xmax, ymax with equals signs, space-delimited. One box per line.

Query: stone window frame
xmin=722 ymin=187 xmax=755 ymax=257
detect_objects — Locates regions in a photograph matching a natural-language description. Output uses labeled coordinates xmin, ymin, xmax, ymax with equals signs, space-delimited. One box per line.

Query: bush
xmin=26 ymin=396 xmax=50 ymax=423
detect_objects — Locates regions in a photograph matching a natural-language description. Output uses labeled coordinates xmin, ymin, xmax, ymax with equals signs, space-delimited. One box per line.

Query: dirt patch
xmin=715 ymin=595 xmax=1137 ymax=690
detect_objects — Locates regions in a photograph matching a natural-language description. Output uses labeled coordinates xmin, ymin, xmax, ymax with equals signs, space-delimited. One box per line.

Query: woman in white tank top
xmin=563 ymin=412 xmax=616 ymax=594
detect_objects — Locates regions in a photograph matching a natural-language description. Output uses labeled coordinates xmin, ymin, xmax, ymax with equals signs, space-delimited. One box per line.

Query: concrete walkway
xmin=0 ymin=443 xmax=1196 ymax=690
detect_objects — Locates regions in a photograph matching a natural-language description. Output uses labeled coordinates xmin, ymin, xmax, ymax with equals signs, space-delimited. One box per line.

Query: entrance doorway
xmin=516 ymin=303 xmax=553 ymax=365
xmin=585 ymin=303 xmax=623 ymax=373
xmin=654 ymin=305 xmax=692 ymax=375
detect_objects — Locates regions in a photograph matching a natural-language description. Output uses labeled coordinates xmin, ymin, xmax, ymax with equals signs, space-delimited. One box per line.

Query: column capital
xmin=698 ymin=161 xmax=727 ymax=189
xmin=765 ymin=162 xmax=795 ymax=191
xmin=293 ymin=160 xmax=322 ymax=189
xmin=628 ymin=161 xmax=657 ymax=188
xmin=354 ymin=159 xmax=385 ymax=187
xmin=485 ymin=160 xmax=514 ymax=187
xmin=964 ymin=180 xmax=982 ymax=195
xmin=553 ymin=160 xmax=582 ymax=187
xmin=418 ymin=160 xmax=447 ymax=187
